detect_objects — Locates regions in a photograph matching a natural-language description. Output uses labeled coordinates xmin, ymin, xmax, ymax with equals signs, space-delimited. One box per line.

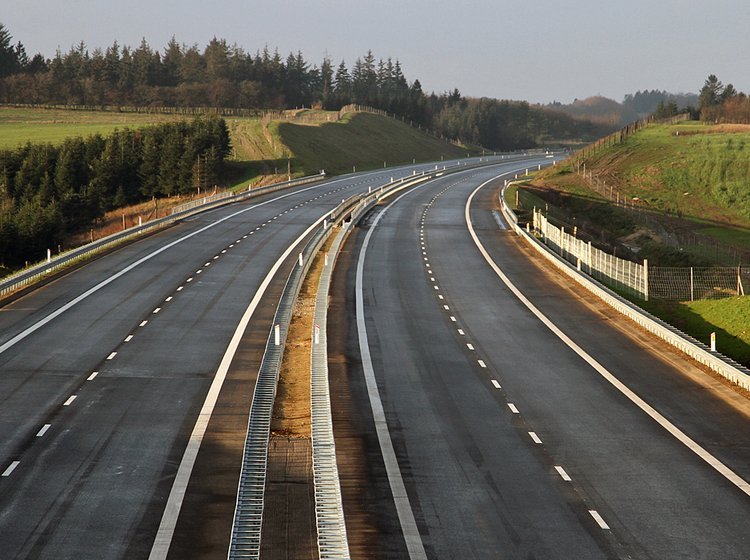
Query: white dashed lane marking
xmin=2 ymin=461 xmax=20 ymax=477
xmin=589 ymin=510 xmax=610 ymax=530
xmin=555 ymin=466 xmax=572 ymax=481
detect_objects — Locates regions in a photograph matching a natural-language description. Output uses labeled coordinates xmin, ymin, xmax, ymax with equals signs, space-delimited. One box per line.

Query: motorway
xmin=335 ymin=162 xmax=750 ymax=559
xmin=0 ymin=158 xmax=504 ymax=559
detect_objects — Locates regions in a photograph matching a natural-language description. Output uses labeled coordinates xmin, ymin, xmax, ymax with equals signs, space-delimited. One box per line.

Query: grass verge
xmin=640 ymin=296 xmax=750 ymax=367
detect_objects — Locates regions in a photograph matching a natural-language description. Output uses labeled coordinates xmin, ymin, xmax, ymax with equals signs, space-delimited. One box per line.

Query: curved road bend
xmin=340 ymin=163 xmax=750 ymax=559
xmin=0 ymin=158 xmax=506 ymax=560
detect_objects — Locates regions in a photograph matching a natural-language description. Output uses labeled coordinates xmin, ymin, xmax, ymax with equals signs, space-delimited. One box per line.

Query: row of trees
xmin=623 ymin=89 xmax=698 ymax=117
xmin=0 ymin=116 xmax=230 ymax=267
xmin=0 ymin=24 xmax=429 ymax=121
xmin=698 ymin=74 xmax=750 ymax=123
xmin=433 ymin=97 xmax=612 ymax=151
xmin=0 ymin=23 xmax=613 ymax=150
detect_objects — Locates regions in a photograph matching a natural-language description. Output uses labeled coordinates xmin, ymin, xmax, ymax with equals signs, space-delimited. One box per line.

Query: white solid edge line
xmin=465 ymin=174 xmax=750 ymax=498
xmin=0 ymin=173 xmax=369 ymax=358
xmin=148 ymin=207 xmax=331 ymax=560
xmin=356 ymin=185 xmax=430 ymax=560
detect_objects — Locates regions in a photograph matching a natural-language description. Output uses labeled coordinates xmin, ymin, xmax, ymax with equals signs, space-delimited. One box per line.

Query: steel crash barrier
xmin=500 ymin=181 xmax=750 ymax=391
xmin=0 ymin=173 xmax=327 ymax=301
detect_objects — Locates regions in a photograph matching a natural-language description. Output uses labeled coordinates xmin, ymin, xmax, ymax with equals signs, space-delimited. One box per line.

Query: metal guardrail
xmin=229 ymin=157 xmax=561 ymax=558
xmin=170 ymin=174 xmax=325 ymax=215
xmin=0 ymin=173 xmax=326 ymax=301
xmin=1 ymin=154 xmax=544 ymax=302
xmin=227 ymin=175 xmax=431 ymax=559
xmin=310 ymin=223 xmax=352 ymax=559
xmin=228 ymin=214 xmax=331 ymax=559
xmin=500 ymin=182 xmax=750 ymax=391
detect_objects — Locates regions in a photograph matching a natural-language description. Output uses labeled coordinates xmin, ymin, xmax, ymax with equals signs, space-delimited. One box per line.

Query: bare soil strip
xmin=261 ymin=238 xmax=335 ymax=560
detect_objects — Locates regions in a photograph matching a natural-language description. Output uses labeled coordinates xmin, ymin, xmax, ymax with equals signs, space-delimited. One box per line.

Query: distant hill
xmin=547 ymin=91 xmax=699 ymax=128
xmin=546 ymin=96 xmax=639 ymax=128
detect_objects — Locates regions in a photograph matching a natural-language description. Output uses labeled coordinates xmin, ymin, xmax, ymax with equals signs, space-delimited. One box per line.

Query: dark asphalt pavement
xmin=0 ymin=159 xmax=506 ymax=559
xmin=349 ymin=163 xmax=750 ymax=559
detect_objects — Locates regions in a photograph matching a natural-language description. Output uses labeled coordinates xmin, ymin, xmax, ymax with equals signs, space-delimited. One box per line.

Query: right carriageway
xmin=328 ymin=162 xmax=750 ymax=559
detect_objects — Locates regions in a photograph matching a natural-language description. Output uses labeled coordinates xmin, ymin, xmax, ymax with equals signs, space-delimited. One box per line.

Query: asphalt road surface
xmin=0 ymin=158 xmax=513 ymax=560
xmin=345 ymin=162 xmax=750 ymax=559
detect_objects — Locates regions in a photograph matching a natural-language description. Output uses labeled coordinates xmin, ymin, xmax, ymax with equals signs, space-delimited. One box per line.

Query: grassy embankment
xmin=0 ymin=106 xmax=472 ymax=187
xmin=0 ymin=106 xmax=471 ymax=276
xmin=513 ymin=122 xmax=750 ymax=367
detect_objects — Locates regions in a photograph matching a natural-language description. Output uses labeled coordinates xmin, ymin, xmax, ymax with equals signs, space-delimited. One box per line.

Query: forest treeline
xmin=0 ymin=116 xmax=230 ymax=268
xmin=0 ymin=23 xmax=613 ymax=150
xmin=698 ymin=75 xmax=750 ymax=124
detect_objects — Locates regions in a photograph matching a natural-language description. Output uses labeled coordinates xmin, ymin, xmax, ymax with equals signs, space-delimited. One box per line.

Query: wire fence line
xmin=649 ymin=266 xmax=747 ymax=301
xmin=532 ymin=208 xmax=746 ymax=301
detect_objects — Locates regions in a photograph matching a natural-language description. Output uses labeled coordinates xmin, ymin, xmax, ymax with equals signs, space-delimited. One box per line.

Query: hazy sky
xmin=3 ymin=0 xmax=749 ymax=104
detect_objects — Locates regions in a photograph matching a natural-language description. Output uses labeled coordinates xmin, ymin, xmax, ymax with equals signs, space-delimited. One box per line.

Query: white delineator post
xmin=274 ymin=324 xmax=280 ymax=346
xmin=299 ymin=253 xmax=303 ymax=267
xmin=643 ymin=259 xmax=649 ymax=301
xmin=314 ymin=324 xmax=320 ymax=345
xmin=711 ymin=332 xmax=716 ymax=352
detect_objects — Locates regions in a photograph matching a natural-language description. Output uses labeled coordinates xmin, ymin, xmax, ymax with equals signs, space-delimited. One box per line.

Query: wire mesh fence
xmin=649 ymin=267 xmax=746 ymax=300
xmin=533 ymin=208 xmax=648 ymax=299
xmin=532 ymin=208 xmax=746 ymax=301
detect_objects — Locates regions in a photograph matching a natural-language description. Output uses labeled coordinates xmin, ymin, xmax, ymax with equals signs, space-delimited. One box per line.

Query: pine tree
xmin=0 ymin=23 xmax=20 ymax=78
xmin=333 ymin=60 xmax=351 ymax=105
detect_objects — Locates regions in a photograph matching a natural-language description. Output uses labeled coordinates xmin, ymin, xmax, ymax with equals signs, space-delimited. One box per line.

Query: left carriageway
xmin=0 ymin=158 xmax=515 ymax=560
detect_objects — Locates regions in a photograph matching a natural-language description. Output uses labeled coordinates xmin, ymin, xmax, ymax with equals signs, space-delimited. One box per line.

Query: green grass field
xmin=0 ymin=107 xmax=191 ymax=148
xmin=1 ymin=107 xmax=470 ymax=190
xmin=641 ymin=296 xmax=750 ymax=367
xmin=581 ymin=122 xmax=750 ymax=230
xmin=278 ymin=112 xmax=469 ymax=175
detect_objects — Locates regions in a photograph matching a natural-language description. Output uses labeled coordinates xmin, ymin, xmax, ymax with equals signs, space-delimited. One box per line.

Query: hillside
xmin=519 ymin=121 xmax=750 ymax=367
xmin=225 ymin=110 xmax=473 ymax=187
xmin=0 ymin=106 xmax=472 ymax=276
xmin=277 ymin=112 xmax=470 ymax=175
xmin=529 ymin=122 xmax=750 ymax=256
